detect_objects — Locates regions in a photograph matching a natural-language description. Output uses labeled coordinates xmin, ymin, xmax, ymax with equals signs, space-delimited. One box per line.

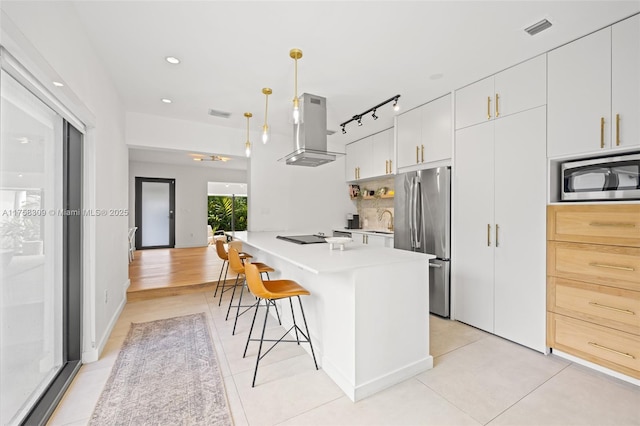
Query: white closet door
xmin=493 ymin=106 xmax=547 ymax=352
xmin=453 ymin=121 xmax=495 ymax=332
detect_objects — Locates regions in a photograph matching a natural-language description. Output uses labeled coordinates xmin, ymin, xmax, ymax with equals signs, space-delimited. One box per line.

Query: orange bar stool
xmin=214 ymin=239 xmax=252 ymax=306
xmin=242 ymin=262 xmax=319 ymax=387
xmin=227 ymin=247 xmax=277 ymax=335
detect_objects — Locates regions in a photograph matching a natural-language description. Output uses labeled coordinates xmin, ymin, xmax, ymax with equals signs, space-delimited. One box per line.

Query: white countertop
xmin=229 ymin=231 xmax=432 ymax=274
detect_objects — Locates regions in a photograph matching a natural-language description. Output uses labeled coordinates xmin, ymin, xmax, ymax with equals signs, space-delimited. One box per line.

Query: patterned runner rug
xmin=90 ymin=313 xmax=232 ymax=425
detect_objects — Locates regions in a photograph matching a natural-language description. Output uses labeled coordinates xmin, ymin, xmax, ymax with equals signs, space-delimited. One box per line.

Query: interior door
xmin=493 ymin=106 xmax=547 ymax=352
xmin=453 ymin=121 xmax=495 ymax=332
xmin=135 ymin=177 xmax=175 ymax=249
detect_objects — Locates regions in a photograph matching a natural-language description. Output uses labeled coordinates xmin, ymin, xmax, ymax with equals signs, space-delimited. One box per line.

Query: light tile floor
xmin=48 ymin=292 xmax=640 ymax=426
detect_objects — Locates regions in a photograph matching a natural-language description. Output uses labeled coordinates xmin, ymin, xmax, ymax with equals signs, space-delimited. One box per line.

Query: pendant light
xmin=261 ymin=88 xmax=272 ymax=144
xmin=289 ymin=48 xmax=303 ymax=124
xmin=244 ymin=112 xmax=252 ymax=157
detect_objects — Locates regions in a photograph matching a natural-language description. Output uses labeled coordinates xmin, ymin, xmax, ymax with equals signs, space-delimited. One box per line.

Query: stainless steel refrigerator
xmin=394 ymin=167 xmax=451 ymax=317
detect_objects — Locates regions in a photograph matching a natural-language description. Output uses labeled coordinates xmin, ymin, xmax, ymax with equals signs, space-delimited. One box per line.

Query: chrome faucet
xmin=380 ymin=209 xmax=394 ymax=231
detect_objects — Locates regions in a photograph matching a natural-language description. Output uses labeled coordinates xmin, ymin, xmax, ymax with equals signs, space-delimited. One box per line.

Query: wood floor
xmin=127 ymin=245 xmax=238 ymax=301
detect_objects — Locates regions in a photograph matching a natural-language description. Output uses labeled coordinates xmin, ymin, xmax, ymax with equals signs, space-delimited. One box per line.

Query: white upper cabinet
xmin=455 ymin=55 xmax=546 ymax=130
xmin=455 ymin=76 xmax=494 ymax=130
xmin=345 ymin=128 xmax=393 ymax=181
xmin=548 ymin=27 xmax=611 ymax=157
xmin=397 ymin=94 xmax=452 ymax=169
xmin=396 ymin=106 xmax=422 ymax=168
xmin=612 ymin=14 xmax=640 ymax=150
xmin=372 ymin=128 xmax=394 ymax=177
xmin=548 ymin=14 xmax=640 ymax=157
xmin=421 ymin=94 xmax=452 ymax=164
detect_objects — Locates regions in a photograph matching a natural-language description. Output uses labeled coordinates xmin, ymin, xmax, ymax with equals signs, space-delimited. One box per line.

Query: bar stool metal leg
xmin=297 ymin=296 xmax=319 ymax=370
xmin=213 ymin=259 xmax=228 ymax=297
xmin=252 ymin=302 xmax=271 ymax=387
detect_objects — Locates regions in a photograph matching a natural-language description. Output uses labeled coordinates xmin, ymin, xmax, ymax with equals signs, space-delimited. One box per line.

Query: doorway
xmin=134 ymin=177 xmax=175 ymax=249
xmin=207 ymin=182 xmax=247 ymax=233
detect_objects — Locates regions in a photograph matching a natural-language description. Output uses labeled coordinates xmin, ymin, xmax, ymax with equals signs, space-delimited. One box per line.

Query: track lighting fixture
xmin=261 ymin=88 xmax=272 ymax=144
xmin=290 ymin=48 xmax=303 ymax=124
xmin=244 ymin=112 xmax=252 ymax=157
xmin=340 ymin=94 xmax=401 ymax=133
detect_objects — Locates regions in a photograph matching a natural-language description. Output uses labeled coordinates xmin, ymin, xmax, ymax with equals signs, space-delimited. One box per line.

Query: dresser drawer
xmin=547 ymin=205 xmax=640 ymax=247
xmin=548 ymin=313 xmax=640 ymax=379
xmin=548 ymin=242 xmax=640 ymax=291
xmin=548 ymin=277 xmax=640 ymax=335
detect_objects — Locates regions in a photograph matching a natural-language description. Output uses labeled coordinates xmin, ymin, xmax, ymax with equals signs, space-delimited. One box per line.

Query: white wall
xmin=129 ymin=161 xmax=246 ymax=247
xmin=1 ymin=2 xmax=129 ymax=361
xmin=248 ymin=132 xmax=353 ymax=232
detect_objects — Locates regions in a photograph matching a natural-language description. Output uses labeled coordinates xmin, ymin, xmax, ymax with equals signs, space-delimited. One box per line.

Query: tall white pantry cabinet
xmin=453 ymin=55 xmax=547 ymax=352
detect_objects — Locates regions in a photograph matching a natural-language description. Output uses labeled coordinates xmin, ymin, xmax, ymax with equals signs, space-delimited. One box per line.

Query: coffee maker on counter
xmin=347 ymin=213 xmax=360 ymax=229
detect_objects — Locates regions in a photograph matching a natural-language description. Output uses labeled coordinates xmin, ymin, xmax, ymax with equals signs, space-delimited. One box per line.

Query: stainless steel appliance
xmin=276 ymin=234 xmax=327 ymax=244
xmin=561 ymin=153 xmax=640 ymax=201
xmin=394 ymin=167 xmax=451 ymax=317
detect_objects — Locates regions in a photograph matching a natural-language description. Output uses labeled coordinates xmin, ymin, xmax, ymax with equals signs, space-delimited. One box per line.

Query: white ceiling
xmin=70 ymin=1 xmax=640 ymax=161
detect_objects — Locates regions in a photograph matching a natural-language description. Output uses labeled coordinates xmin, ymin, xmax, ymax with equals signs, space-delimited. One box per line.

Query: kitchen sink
xmin=369 ymin=230 xmax=394 ymax=234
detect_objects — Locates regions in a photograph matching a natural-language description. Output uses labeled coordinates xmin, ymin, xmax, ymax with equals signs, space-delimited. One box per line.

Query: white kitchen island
xmin=229 ymin=231 xmax=434 ymax=401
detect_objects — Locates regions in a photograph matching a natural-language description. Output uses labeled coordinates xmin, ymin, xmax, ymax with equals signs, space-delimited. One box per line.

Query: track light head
xmin=372 ymin=109 xmax=378 ymax=120
xmin=393 ymin=96 xmax=400 ymax=111
xmin=357 ymin=116 xmax=363 ymax=126
xmin=341 ymin=125 xmax=347 ymax=134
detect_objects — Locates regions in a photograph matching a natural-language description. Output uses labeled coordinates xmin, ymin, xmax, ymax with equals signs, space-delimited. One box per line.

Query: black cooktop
xmin=276 ymin=234 xmax=327 ymax=244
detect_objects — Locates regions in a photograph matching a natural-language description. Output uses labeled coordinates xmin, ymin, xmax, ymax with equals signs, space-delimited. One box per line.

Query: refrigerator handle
xmin=414 ymin=179 xmax=422 ymax=249
xmin=408 ymin=177 xmax=415 ymax=248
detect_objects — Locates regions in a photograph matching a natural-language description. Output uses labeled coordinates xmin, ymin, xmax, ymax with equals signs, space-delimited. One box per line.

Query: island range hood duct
xmin=280 ymin=93 xmax=343 ymax=167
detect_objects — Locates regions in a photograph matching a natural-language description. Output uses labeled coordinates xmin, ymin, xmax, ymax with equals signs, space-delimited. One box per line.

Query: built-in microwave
xmin=561 ymin=153 xmax=640 ymax=201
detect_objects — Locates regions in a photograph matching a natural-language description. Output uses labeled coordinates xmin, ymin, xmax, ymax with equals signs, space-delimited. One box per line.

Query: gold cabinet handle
xmin=416 ymin=146 xmax=419 ymax=164
xmin=616 ymin=113 xmax=620 ymax=146
xmin=355 ymin=167 xmax=358 ymax=180
xmin=421 ymin=145 xmax=424 ymax=163
xmin=487 ymin=224 xmax=491 ymax=247
xmin=588 ymin=302 xmax=635 ymax=315
xmin=589 ymin=262 xmax=635 ymax=272
xmin=600 ymin=117 xmax=605 ymax=148
xmin=495 ymin=224 xmax=499 ymax=247
xmin=487 ymin=96 xmax=491 ymax=120
xmin=385 ymin=160 xmax=389 ymax=174
xmin=589 ymin=222 xmax=636 ymax=228
xmin=588 ymin=342 xmax=635 ymax=359
xmin=495 ymin=93 xmax=500 ymax=117
xmin=389 ymin=160 xmax=392 ymax=174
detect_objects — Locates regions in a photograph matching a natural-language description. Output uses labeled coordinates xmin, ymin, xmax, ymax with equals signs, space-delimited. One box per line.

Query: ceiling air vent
xmin=208 ymin=109 xmax=231 ymax=119
xmin=524 ymin=19 xmax=552 ymax=36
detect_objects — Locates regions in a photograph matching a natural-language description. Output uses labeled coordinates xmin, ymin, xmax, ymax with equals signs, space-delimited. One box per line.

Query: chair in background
xmin=242 ymin=262 xmax=318 ymax=387
xmin=128 ymin=227 xmax=138 ymax=263
xmin=214 ymin=239 xmax=252 ymax=304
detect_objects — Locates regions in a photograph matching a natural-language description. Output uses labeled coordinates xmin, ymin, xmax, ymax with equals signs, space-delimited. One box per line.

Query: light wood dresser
xmin=547 ymin=204 xmax=640 ymax=379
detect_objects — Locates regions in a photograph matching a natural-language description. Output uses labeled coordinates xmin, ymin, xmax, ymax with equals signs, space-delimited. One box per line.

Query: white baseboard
xmin=322 ymin=355 xmax=434 ymax=402
xmin=81 ymin=282 xmax=128 ymax=363
xmin=553 ymin=349 xmax=640 ymax=387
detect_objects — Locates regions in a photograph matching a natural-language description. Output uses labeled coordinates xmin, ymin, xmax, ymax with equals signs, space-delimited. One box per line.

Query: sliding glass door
xmin=0 ymin=67 xmax=82 ymax=424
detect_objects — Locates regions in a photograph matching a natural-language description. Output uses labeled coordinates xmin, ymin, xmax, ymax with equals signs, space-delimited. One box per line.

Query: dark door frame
xmin=134 ymin=177 xmax=175 ymax=249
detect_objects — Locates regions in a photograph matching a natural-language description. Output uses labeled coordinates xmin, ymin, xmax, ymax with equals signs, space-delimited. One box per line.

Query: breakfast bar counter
xmin=229 ymin=231 xmax=434 ymax=401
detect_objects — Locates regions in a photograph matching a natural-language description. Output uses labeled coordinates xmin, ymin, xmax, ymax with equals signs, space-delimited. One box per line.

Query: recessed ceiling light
xmin=18 ymin=174 xmax=23 ymax=178
xmin=53 ymin=81 xmax=64 ymax=87
xmin=161 ymin=98 xmax=173 ymax=104
xmin=17 ymin=137 xmax=30 ymax=144
xmin=165 ymin=56 xmax=181 ymax=64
